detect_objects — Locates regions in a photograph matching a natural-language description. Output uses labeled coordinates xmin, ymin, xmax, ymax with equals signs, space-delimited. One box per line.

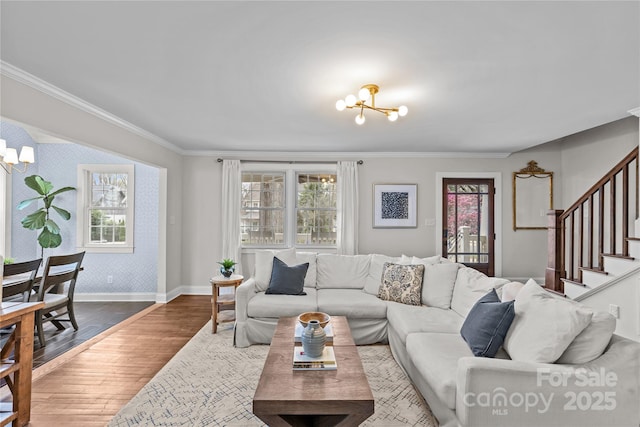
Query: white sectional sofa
xmin=234 ymin=250 xmax=640 ymax=427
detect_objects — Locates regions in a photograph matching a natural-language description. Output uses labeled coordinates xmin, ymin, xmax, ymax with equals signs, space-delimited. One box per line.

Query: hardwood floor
xmin=9 ymin=295 xmax=211 ymax=426
xmin=32 ymin=301 xmax=155 ymax=369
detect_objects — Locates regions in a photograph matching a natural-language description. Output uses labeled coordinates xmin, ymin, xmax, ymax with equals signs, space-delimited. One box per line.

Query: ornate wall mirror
xmin=512 ymin=161 xmax=553 ymax=230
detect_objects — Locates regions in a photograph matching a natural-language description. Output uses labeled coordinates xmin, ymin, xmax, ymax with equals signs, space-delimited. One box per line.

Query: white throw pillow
xmin=411 ymin=255 xmax=442 ymax=266
xmin=556 ymin=310 xmax=616 ymax=364
xmin=501 ymin=281 xmax=525 ymax=302
xmin=450 ymin=267 xmax=509 ymax=317
xmin=363 ymin=254 xmax=401 ymax=295
xmin=503 ymin=279 xmax=594 ymax=364
xmin=296 ymin=251 xmax=318 ymax=288
xmin=253 ymin=248 xmax=297 ymax=292
xmin=421 ymin=262 xmax=460 ymax=308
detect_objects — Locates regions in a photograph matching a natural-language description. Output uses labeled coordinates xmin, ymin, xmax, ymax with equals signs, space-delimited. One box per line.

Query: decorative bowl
xmin=298 ymin=312 xmax=331 ymax=329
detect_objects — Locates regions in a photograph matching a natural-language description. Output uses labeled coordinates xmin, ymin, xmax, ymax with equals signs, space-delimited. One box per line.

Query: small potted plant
xmin=217 ymin=258 xmax=237 ymax=278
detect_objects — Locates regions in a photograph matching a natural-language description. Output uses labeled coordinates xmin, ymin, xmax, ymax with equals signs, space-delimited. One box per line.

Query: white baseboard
xmin=74 ymin=286 xmax=212 ymax=303
xmin=75 ymin=292 xmax=157 ymax=302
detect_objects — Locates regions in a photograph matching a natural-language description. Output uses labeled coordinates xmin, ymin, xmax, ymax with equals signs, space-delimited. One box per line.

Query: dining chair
xmin=33 ymin=251 xmax=85 ymax=347
xmin=2 ymin=258 xmax=43 ymax=302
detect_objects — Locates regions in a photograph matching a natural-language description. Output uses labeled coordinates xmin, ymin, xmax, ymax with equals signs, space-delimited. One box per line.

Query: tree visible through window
xmin=296 ymin=173 xmax=337 ymax=245
xmin=77 ymin=164 xmax=134 ymax=253
xmin=240 ymin=167 xmax=337 ymax=248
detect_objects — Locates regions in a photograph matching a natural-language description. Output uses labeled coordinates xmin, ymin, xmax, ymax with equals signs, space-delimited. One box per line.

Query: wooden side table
xmin=210 ymin=274 xmax=243 ymax=333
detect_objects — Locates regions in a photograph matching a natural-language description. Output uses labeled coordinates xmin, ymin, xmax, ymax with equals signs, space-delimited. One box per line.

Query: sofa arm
xmin=456 ymin=336 xmax=640 ymax=427
xmin=235 ymin=277 xmax=258 ymax=323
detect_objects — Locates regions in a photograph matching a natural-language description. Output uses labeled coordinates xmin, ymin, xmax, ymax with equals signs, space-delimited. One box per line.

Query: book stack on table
xmin=293 ymin=346 xmax=338 ymax=371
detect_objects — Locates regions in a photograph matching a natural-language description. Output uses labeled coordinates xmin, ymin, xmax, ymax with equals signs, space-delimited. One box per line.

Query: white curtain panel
xmin=221 ymin=160 xmax=242 ymax=275
xmin=336 ymin=161 xmax=359 ymax=255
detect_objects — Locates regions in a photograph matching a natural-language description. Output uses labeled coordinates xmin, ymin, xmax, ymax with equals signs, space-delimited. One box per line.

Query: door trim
xmin=435 ymin=172 xmax=502 ymax=277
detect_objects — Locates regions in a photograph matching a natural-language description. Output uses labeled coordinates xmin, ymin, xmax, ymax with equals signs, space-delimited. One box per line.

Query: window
xmin=77 ymin=164 xmax=134 ymax=253
xmin=241 ymin=165 xmax=337 ymax=248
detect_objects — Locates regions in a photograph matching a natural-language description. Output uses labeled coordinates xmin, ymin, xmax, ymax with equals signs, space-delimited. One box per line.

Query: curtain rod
xmin=216 ymin=159 xmax=363 ymax=165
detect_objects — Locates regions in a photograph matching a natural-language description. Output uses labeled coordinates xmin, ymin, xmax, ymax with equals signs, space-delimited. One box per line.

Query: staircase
xmin=546 ymin=147 xmax=640 ymax=300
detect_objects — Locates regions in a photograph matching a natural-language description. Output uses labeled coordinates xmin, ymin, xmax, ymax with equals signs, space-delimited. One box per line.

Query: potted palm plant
xmin=217 ymin=258 xmax=237 ymax=278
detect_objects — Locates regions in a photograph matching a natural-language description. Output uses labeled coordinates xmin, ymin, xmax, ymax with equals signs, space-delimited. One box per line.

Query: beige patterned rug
xmin=109 ymin=322 xmax=438 ymax=426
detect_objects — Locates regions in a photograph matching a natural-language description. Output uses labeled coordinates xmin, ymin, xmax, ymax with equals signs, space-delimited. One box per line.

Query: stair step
xmin=602 ymin=253 xmax=635 ymax=260
xmin=562 ymin=279 xmax=591 ymax=299
xmin=562 ymin=278 xmax=587 ymax=287
xmin=580 ymin=269 xmax=610 ymax=287
xmin=579 ymin=267 xmax=608 ymax=275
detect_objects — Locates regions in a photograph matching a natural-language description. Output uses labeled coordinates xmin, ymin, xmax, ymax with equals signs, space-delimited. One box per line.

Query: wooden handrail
xmin=547 ymin=147 xmax=639 ymax=292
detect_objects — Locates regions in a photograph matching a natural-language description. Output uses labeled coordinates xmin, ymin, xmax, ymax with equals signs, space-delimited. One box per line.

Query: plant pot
xmin=220 ymin=266 xmax=234 ymax=278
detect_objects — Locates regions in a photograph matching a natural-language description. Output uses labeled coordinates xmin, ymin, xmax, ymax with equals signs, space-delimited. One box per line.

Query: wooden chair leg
xmin=35 ymin=312 xmax=46 ymax=348
xmin=68 ymin=303 xmax=79 ymax=330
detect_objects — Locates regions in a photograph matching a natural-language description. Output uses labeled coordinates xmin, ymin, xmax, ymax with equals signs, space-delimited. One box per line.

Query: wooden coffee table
xmin=253 ymin=316 xmax=374 ymax=427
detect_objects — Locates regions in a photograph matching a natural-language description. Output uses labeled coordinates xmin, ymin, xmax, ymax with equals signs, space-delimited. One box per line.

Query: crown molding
xmin=0 ymin=61 xmax=186 ymax=155
xmin=186 ymin=150 xmax=512 ymax=159
xmin=629 ymin=107 xmax=640 ymax=118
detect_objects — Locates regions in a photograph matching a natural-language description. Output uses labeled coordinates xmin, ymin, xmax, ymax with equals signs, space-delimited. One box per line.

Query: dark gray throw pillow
xmin=460 ymin=288 xmax=515 ymax=358
xmin=265 ymin=256 xmax=309 ymax=295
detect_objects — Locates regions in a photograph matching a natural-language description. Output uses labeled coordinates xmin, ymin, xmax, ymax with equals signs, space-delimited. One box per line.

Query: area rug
xmin=109 ymin=322 xmax=438 ymax=426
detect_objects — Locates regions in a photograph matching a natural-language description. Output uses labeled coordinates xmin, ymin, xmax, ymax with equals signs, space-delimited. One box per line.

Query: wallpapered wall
xmin=2 ymin=121 xmax=159 ymax=297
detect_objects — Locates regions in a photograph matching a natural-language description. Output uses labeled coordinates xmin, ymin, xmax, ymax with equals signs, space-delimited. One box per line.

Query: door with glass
xmin=442 ymin=178 xmax=495 ymax=276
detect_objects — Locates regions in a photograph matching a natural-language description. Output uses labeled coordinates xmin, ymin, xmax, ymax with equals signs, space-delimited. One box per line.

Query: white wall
xmin=559 ymin=116 xmax=638 ymax=207
xmin=580 ymin=274 xmax=640 ymax=341
xmin=179 ymin=146 xmax=563 ymax=287
xmin=0 ymin=74 xmax=184 ymax=301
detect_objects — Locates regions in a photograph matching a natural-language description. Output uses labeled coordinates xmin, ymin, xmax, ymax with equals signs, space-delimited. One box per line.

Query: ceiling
xmin=1 ymin=1 xmax=638 ymax=155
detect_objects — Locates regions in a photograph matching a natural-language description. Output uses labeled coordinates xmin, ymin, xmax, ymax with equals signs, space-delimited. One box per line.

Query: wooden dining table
xmin=0 ymin=301 xmax=44 ymax=426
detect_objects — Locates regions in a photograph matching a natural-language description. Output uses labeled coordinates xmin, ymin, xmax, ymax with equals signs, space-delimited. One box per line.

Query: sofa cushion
xmin=265 ymin=257 xmax=309 ymax=295
xmin=450 ymin=267 xmax=509 ymax=317
xmin=363 ymin=254 xmax=401 ymax=295
xmin=247 ymin=288 xmax=318 ymax=318
xmin=317 ymin=289 xmax=387 ymax=319
xmin=556 ymin=309 xmax=616 ymax=364
xmin=407 ymin=332 xmax=473 ymax=410
xmin=460 ymin=289 xmax=515 ymax=357
xmin=504 ymin=280 xmax=593 ymax=363
xmin=501 ymin=281 xmax=525 ymax=302
xmin=422 ymin=262 xmax=460 ymax=309
xmin=254 ymin=248 xmax=297 ymax=292
xmin=296 ymin=251 xmax=317 ymax=288
xmin=316 ymin=254 xmax=371 ymax=289
xmin=387 ymin=302 xmax=464 ymax=345
xmin=377 ymin=263 xmax=424 ymax=306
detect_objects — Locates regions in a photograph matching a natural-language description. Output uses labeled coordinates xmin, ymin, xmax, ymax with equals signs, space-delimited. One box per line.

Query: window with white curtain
xmin=77 ymin=164 xmax=134 ymax=253
xmin=241 ymin=164 xmax=337 ymax=249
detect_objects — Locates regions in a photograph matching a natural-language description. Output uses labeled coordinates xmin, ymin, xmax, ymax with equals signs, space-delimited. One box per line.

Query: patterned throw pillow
xmin=378 ymin=262 xmax=425 ymax=306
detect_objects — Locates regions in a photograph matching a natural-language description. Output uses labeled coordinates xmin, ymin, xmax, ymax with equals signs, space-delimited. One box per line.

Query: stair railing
xmin=546 ymin=147 xmax=639 ymax=293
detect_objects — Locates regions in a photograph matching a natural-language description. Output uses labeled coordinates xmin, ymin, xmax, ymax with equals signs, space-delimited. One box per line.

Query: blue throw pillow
xmin=265 ymin=257 xmax=309 ymax=295
xmin=460 ymin=288 xmax=515 ymax=358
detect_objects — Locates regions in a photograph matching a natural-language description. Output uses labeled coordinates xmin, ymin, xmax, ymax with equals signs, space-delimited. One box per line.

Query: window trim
xmin=241 ymin=163 xmax=337 ymax=250
xmin=76 ymin=164 xmax=135 ymax=253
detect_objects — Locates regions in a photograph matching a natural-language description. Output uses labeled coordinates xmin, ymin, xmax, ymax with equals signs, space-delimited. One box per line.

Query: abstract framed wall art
xmin=373 ymin=184 xmax=417 ymax=228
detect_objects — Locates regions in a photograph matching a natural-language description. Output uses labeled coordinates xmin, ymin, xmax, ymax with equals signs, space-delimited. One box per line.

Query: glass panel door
xmin=443 ymin=178 xmax=495 ymax=276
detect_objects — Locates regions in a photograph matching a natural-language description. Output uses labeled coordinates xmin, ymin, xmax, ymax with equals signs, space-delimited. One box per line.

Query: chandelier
xmin=0 ymin=138 xmax=35 ymax=173
xmin=336 ymin=84 xmax=408 ymax=125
